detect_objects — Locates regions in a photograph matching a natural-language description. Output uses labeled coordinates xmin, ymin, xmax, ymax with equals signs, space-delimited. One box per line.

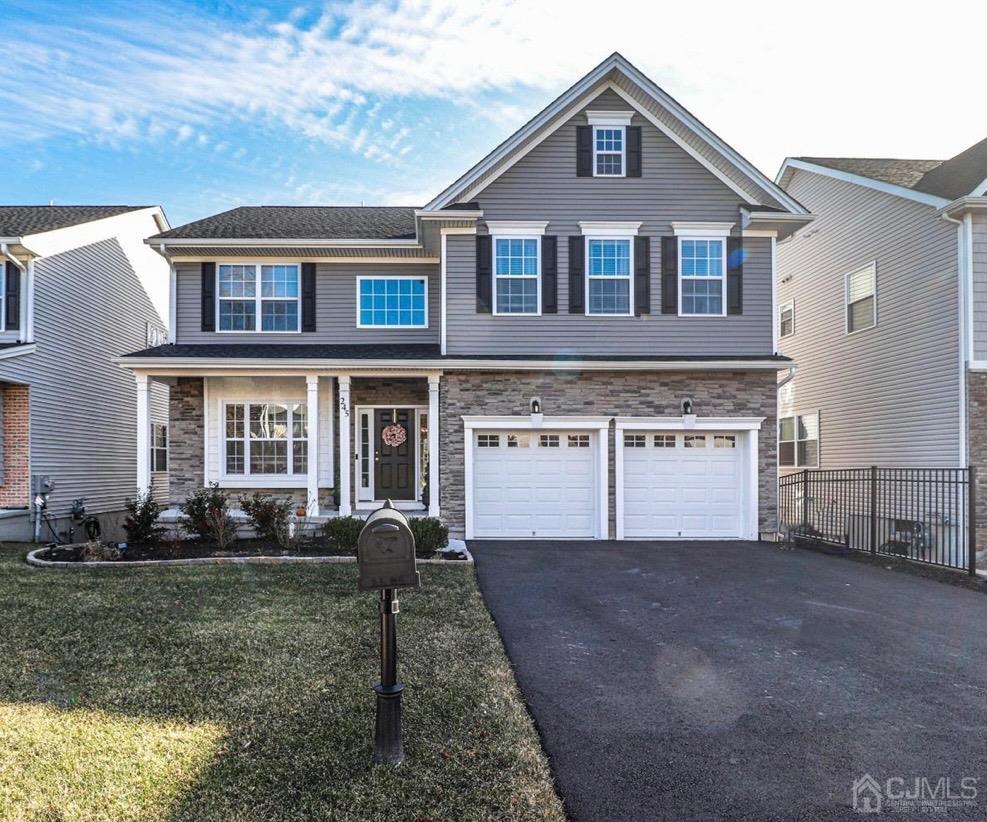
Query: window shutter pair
xmin=476 ymin=237 xmax=558 ymax=314
xmin=659 ymin=236 xmax=743 ymax=314
xmin=4 ymin=262 xmax=20 ymax=331
xmin=200 ymin=262 xmax=317 ymax=331
xmin=575 ymin=125 xmax=642 ymax=177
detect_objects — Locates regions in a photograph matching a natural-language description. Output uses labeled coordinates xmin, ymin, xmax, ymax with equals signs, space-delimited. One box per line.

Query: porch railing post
xmin=869 ymin=465 xmax=878 ymax=557
xmin=968 ymin=466 xmax=977 ymax=576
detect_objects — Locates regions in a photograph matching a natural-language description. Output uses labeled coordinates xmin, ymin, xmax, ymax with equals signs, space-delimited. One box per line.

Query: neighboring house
xmin=0 ymin=206 xmax=171 ymax=541
xmin=120 ymin=53 xmax=811 ymax=541
xmin=775 ymin=138 xmax=987 ymax=545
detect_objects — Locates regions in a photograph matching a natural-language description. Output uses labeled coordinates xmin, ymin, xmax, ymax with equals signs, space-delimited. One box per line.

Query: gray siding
xmin=777 ymin=168 xmax=960 ymax=469
xmin=175 ymin=262 xmax=440 ymax=345
xmin=0 ymin=238 xmax=169 ymax=518
xmin=446 ymin=89 xmax=772 ymax=356
xmin=971 ymin=213 xmax=987 ymax=359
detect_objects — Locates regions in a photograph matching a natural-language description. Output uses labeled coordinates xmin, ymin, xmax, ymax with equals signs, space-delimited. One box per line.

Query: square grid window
xmin=780 ymin=300 xmax=795 ymax=338
xmin=714 ymin=435 xmax=736 ymax=449
xmin=846 ymin=264 xmax=876 ymax=333
xmin=494 ymin=238 xmax=539 ymax=314
xmin=568 ymin=434 xmax=591 ymax=448
xmin=684 ymin=435 xmax=707 ymax=448
xmin=224 ymin=402 xmax=306 ymax=476
xmin=359 ymin=278 xmax=426 ymax=328
xmin=218 ymin=264 xmax=300 ymax=332
xmin=587 ymin=239 xmax=631 ymax=315
xmin=477 ymin=434 xmax=500 ymax=448
xmin=624 ymin=433 xmax=647 ymax=448
xmin=151 ymin=423 xmax=168 ymax=472
xmin=594 ymin=126 xmax=624 ymax=176
xmin=654 ymin=434 xmax=675 ymax=448
xmin=680 ymin=239 xmax=725 ymax=316
xmin=539 ymin=434 xmax=560 ymax=448
xmin=780 ymin=414 xmax=819 ymax=467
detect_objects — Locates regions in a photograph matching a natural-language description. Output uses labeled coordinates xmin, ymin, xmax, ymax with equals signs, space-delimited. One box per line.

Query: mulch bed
xmin=35 ymin=538 xmax=438 ymax=563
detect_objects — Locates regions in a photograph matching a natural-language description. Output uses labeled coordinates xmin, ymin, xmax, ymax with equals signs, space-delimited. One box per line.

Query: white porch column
xmin=135 ymin=373 xmax=151 ymax=495
xmin=337 ymin=375 xmax=352 ymax=515
xmin=428 ymin=374 xmax=440 ymax=518
xmin=306 ymin=375 xmax=320 ymax=517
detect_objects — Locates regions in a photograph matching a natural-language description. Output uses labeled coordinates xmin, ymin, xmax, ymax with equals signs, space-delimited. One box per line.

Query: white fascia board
xmin=670 ymin=221 xmax=734 ymax=237
xmin=579 ymin=220 xmax=642 ymax=236
xmin=146 ymin=237 xmax=422 ymax=248
xmin=940 ymin=196 xmax=987 ymax=219
xmin=778 ymin=159 xmax=950 ymax=208
xmin=414 ymin=210 xmax=483 ymax=219
xmin=486 ymin=221 xmax=549 ymax=236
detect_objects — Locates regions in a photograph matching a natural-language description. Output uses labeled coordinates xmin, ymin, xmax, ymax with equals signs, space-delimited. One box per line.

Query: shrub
xmin=239 ymin=493 xmax=294 ymax=544
xmin=180 ymin=483 xmax=236 ymax=546
xmin=81 ymin=540 xmax=121 ymax=562
xmin=123 ymin=490 xmax=162 ymax=545
xmin=323 ymin=516 xmax=364 ymax=553
xmin=408 ymin=517 xmax=449 ymax=555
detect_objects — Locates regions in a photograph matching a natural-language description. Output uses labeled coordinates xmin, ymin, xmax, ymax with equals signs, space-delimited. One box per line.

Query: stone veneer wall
xmin=967 ymin=371 xmax=987 ymax=551
xmin=438 ymin=370 xmax=778 ymax=539
xmin=168 ymin=377 xmax=205 ymax=505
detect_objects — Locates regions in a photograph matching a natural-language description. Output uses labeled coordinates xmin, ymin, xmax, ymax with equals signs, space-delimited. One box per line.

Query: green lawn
xmin=0 ymin=544 xmax=564 ymax=821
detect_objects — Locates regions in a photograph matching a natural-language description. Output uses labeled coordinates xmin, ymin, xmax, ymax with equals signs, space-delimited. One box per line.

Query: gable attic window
xmin=846 ymin=262 xmax=876 ymax=333
xmin=586 ymin=111 xmax=634 ymax=178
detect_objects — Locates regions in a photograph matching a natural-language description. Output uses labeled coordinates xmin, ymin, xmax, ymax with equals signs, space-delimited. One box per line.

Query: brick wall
xmin=967 ymin=371 xmax=987 ymax=551
xmin=0 ymin=383 xmax=30 ymax=508
xmin=439 ymin=370 xmax=778 ymax=539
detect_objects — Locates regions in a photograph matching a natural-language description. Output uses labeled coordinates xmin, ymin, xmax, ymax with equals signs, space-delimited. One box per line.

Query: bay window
xmin=218 ymin=264 xmax=300 ymax=332
xmin=224 ymin=401 xmax=307 ymax=477
xmin=586 ymin=238 xmax=632 ymax=315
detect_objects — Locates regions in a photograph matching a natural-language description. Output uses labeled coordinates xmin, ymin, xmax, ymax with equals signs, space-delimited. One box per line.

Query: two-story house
xmin=120 ymin=53 xmax=811 ymax=542
xmin=775 ymin=138 xmax=987 ymax=552
xmin=0 ymin=205 xmax=170 ymax=541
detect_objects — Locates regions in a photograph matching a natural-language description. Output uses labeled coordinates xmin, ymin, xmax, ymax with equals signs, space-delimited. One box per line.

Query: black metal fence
xmin=779 ymin=467 xmax=978 ymax=575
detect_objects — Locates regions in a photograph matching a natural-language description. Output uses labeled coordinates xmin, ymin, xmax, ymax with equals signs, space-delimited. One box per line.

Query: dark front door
xmin=374 ymin=408 xmax=415 ymax=500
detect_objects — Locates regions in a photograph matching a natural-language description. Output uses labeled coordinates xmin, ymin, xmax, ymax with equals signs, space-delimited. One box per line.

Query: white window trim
xmin=216 ymin=263 xmax=302 ymax=334
xmin=0 ymin=262 xmax=5 ymax=333
xmin=491 ymin=235 xmax=542 ymax=317
xmin=355 ymin=275 xmax=429 ymax=329
xmin=584 ymin=235 xmax=634 ymax=317
xmin=779 ymin=299 xmax=795 ymax=338
xmin=779 ymin=411 xmax=819 ymax=469
xmin=220 ymin=399 xmax=309 ymax=484
xmin=670 ymin=221 xmax=734 ymax=237
xmin=845 ymin=262 xmax=877 ymax=335
xmin=592 ymin=125 xmax=626 ymax=178
xmin=677 ymin=236 xmax=727 ymax=318
xmin=151 ymin=422 xmax=168 ymax=474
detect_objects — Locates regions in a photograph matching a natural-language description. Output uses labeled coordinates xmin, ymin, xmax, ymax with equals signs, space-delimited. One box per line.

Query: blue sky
xmin=2 ymin=0 xmax=985 ymax=228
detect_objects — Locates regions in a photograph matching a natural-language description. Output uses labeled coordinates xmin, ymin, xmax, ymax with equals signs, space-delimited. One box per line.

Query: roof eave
xmin=145 ymin=237 xmax=422 ymax=249
xmin=776 ymin=158 xmax=951 ymax=208
xmin=939 ymin=196 xmax=987 ymax=219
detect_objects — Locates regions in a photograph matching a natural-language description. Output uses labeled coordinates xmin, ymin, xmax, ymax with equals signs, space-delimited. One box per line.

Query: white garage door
xmin=472 ymin=431 xmax=597 ymax=538
xmin=622 ymin=431 xmax=743 ymax=538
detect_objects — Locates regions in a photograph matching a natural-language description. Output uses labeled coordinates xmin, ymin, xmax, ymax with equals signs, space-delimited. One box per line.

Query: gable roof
xmin=0 ymin=205 xmax=150 ymax=238
xmin=152 ymin=206 xmax=418 ymax=241
xmin=910 ymin=137 xmax=987 ymax=199
xmin=794 ymin=157 xmax=943 ymax=190
xmin=424 ymin=52 xmax=808 ymax=215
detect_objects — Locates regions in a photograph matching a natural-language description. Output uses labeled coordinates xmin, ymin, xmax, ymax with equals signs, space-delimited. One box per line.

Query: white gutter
xmin=777 ymin=366 xmax=796 ymax=389
xmin=415 ymin=210 xmax=483 ymax=219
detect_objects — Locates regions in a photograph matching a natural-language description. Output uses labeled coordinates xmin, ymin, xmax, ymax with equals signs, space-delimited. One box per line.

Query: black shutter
xmin=576 ymin=126 xmax=593 ymax=177
xmin=626 ymin=126 xmax=642 ymax=177
xmin=201 ymin=262 xmax=216 ymax=331
xmin=541 ymin=235 xmax=557 ymax=314
xmin=634 ymin=236 xmax=650 ymax=315
xmin=660 ymin=237 xmax=678 ymax=314
xmin=301 ymin=262 xmax=316 ymax=331
xmin=476 ymin=235 xmax=492 ymax=313
xmin=727 ymin=237 xmax=743 ymax=315
xmin=4 ymin=262 xmax=20 ymax=331
xmin=568 ymin=236 xmax=585 ymax=313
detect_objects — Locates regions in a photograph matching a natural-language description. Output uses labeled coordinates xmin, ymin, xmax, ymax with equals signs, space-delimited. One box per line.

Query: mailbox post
xmin=357 ymin=500 xmax=420 ymax=766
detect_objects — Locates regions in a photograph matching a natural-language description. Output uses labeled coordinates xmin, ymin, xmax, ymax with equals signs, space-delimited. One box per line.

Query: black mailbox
xmin=357 ymin=500 xmax=421 ymax=592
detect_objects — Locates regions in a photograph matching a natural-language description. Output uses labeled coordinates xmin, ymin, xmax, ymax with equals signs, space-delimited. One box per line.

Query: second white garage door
xmin=472 ymin=430 xmax=598 ymax=538
xmin=621 ymin=431 xmax=744 ymax=538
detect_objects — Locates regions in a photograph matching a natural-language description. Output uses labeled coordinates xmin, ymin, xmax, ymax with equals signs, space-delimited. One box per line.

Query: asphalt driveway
xmin=472 ymin=540 xmax=987 ymax=821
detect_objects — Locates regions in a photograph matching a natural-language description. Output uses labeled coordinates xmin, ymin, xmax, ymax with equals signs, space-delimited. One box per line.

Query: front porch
xmin=135 ymin=371 xmax=441 ymax=522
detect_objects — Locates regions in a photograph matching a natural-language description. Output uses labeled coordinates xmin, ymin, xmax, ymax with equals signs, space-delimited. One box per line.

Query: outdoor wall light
xmin=682 ymin=398 xmax=697 ymax=429
xmin=530 ymin=397 xmax=543 ymax=427
xmin=682 ymin=399 xmax=693 ymax=415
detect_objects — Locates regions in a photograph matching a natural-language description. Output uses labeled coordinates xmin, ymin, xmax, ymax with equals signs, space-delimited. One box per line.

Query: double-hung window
xmin=679 ymin=238 xmax=725 ymax=316
xmin=150 ymin=423 xmax=168 ymax=472
xmin=779 ymin=413 xmax=819 ymax=468
xmin=594 ymin=126 xmax=625 ymax=176
xmin=494 ymin=237 xmax=539 ymax=315
xmin=846 ymin=263 xmax=876 ymax=333
xmin=586 ymin=238 xmax=632 ymax=315
xmin=224 ymin=401 xmax=307 ymax=477
xmin=218 ymin=264 xmax=300 ymax=332
xmin=780 ymin=300 xmax=795 ymax=338
xmin=357 ymin=277 xmax=427 ymax=327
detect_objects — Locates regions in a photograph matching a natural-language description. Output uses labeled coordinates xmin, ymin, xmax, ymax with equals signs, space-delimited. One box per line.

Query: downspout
xmin=777 ymin=366 xmax=796 ymax=389
xmin=941 ymin=210 xmax=968 ymax=467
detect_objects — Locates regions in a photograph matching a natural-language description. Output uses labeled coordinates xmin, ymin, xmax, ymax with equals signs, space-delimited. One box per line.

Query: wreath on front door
xmin=381 ymin=423 xmax=407 ymax=447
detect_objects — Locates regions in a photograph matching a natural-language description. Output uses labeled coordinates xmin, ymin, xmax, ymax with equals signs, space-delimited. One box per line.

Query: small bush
xmin=81 ymin=540 xmax=121 ymax=562
xmin=123 ymin=491 xmax=162 ymax=545
xmin=324 ymin=516 xmax=365 ymax=553
xmin=180 ymin=483 xmax=236 ymax=546
xmin=239 ymin=493 xmax=294 ymax=544
xmin=409 ymin=517 xmax=449 ymax=555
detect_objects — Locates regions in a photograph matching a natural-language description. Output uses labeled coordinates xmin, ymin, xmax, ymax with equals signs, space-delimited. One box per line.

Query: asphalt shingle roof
xmin=0 ymin=205 xmax=149 ymax=237
xmin=152 ymin=206 xmax=418 ymax=241
xmin=796 ymin=157 xmax=943 ymax=189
